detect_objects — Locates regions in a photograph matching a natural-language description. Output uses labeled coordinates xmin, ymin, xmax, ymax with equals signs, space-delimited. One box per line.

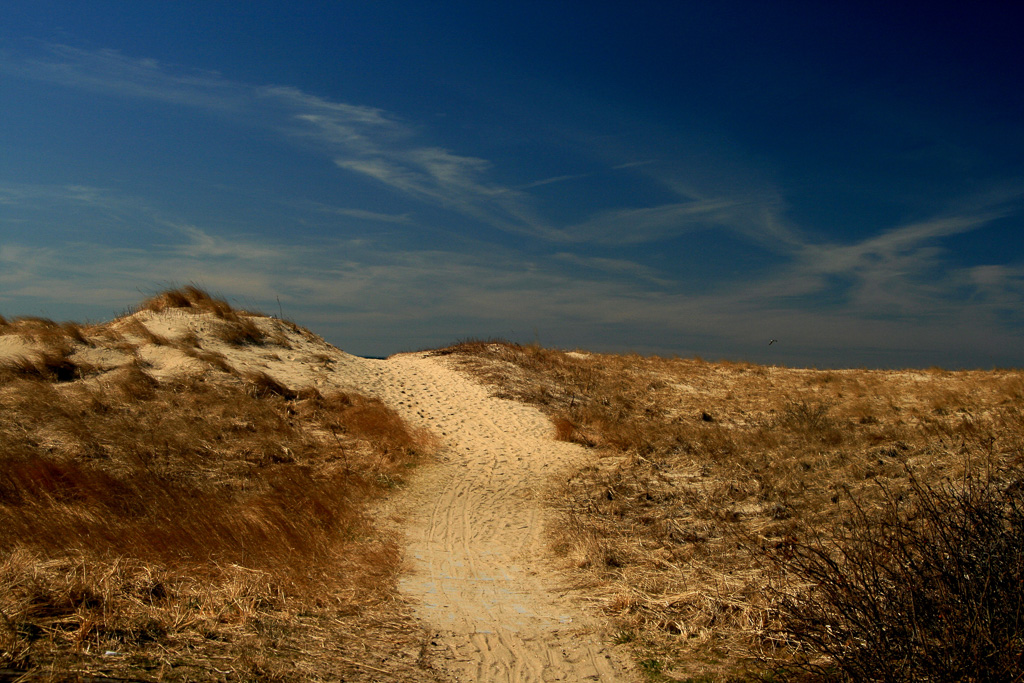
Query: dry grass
xmin=0 ymin=318 xmax=100 ymax=384
xmin=0 ymin=317 xmax=90 ymax=347
xmin=139 ymin=286 xmax=241 ymax=319
xmin=437 ymin=341 xmax=1024 ymax=681
xmin=0 ymin=294 xmax=440 ymax=681
xmin=138 ymin=287 xmax=268 ymax=346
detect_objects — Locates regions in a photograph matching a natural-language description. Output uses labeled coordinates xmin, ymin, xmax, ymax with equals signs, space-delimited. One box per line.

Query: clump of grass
xmin=242 ymin=369 xmax=299 ymax=399
xmin=0 ymin=316 xmax=92 ymax=347
xmin=119 ymin=316 xmax=172 ymax=346
xmin=439 ymin=340 xmax=1024 ymax=680
xmin=297 ymin=391 xmax=439 ymax=463
xmin=178 ymin=345 xmax=236 ymax=373
xmin=213 ymin=316 xmax=266 ymax=346
xmin=140 ymin=285 xmax=238 ymax=318
xmin=137 ymin=287 xmax=269 ymax=346
xmin=176 ymin=328 xmax=201 ymax=347
xmin=0 ymin=347 xmax=93 ymax=383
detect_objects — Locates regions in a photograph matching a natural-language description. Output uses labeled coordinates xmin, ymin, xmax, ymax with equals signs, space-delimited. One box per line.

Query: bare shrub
xmin=774 ymin=400 xmax=845 ymax=446
xmin=767 ymin=470 xmax=1024 ymax=681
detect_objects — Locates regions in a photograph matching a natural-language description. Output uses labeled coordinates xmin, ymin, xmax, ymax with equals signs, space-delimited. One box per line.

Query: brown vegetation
xmin=139 ymin=286 xmax=243 ymax=319
xmin=139 ymin=286 xmax=269 ymax=346
xmin=438 ymin=340 xmax=1024 ymax=681
xmin=0 ymin=292 xmax=438 ymax=681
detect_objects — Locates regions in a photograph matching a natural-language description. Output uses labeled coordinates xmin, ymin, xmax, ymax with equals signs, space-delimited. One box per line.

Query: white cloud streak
xmin=554 ymin=199 xmax=752 ymax=244
xmin=6 ymin=45 xmax=555 ymax=239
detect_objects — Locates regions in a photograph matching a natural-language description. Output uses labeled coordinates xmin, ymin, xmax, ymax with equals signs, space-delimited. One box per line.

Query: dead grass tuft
xmin=0 ymin=347 xmax=94 ymax=383
xmin=140 ymin=285 xmax=237 ymax=319
xmin=296 ymin=391 xmax=439 ymax=471
xmin=119 ymin=317 xmax=172 ymax=346
xmin=179 ymin=345 xmax=236 ymax=373
xmin=241 ymin=369 xmax=299 ymax=400
xmin=1 ymin=316 xmax=93 ymax=349
xmin=213 ymin=317 xmax=266 ymax=346
xmin=136 ymin=287 xmax=268 ymax=346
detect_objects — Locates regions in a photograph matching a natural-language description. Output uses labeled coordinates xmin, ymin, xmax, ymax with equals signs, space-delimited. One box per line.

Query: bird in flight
xmin=768 ymin=339 xmax=778 ymax=345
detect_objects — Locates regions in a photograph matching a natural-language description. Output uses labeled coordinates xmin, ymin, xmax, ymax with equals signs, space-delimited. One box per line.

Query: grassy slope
xmin=0 ymin=289 xmax=440 ymax=682
xmin=436 ymin=340 xmax=1024 ymax=681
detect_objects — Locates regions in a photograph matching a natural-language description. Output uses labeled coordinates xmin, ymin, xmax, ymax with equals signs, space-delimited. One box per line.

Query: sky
xmin=1 ymin=2 xmax=1022 ymax=368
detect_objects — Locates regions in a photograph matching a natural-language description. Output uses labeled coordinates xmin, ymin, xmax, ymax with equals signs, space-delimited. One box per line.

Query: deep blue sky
xmin=2 ymin=2 xmax=1022 ymax=368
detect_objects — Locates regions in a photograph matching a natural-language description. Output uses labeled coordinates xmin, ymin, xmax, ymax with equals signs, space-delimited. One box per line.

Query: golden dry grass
xmin=437 ymin=341 xmax=1024 ymax=681
xmin=0 ymin=293 xmax=440 ymax=681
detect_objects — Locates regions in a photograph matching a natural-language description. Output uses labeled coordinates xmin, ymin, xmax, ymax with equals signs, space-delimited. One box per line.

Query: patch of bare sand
xmin=370 ymin=353 xmax=636 ymax=683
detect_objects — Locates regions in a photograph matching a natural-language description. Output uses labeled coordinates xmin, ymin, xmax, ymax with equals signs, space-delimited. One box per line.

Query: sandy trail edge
xmin=369 ymin=353 xmax=636 ymax=683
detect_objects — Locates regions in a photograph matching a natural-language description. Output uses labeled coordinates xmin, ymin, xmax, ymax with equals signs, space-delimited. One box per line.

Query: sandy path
xmin=370 ymin=353 xmax=634 ymax=683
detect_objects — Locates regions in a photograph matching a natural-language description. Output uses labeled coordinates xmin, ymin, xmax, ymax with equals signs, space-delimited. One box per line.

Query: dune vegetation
xmin=0 ymin=289 xmax=438 ymax=681
xmin=3 ymin=290 xmax=1021 ymax=681
xmin=437 ymin=340 xmax=1024 ymax=681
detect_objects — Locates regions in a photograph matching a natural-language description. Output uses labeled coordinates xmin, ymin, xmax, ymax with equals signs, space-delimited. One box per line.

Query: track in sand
xmin=369 ymin=353 xmax=635 ymax=682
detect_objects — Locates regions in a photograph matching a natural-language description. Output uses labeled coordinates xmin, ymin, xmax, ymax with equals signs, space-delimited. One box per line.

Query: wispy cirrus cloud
xmin=4 ymin=44 xmax=245 ymax=109
xmin=694 ymin=203 xmax=1023 ymax=333
xmin=516 ymin=172 xmax=593 ymax=190
xmin=2 ymin=43 xmax=805 ymax=251
xmin=5 ymin=44 xmax=552 ymax=239
xmin=800 ymin=214 xmax=1003 ymax=277
xmin=308 ymin=203 xmax=412 ymax=224
xmin=553 ymin=199 xmax=754 ymax=244
xmin=792 ymin=213 xmax=1009 ymax=315
xmin=4 ymin=43 xmax=1023 ymax=367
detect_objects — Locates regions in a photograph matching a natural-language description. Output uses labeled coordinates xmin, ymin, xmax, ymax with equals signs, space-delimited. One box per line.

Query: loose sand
xmin=367 ymin=353 xmax=635 ymax=682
